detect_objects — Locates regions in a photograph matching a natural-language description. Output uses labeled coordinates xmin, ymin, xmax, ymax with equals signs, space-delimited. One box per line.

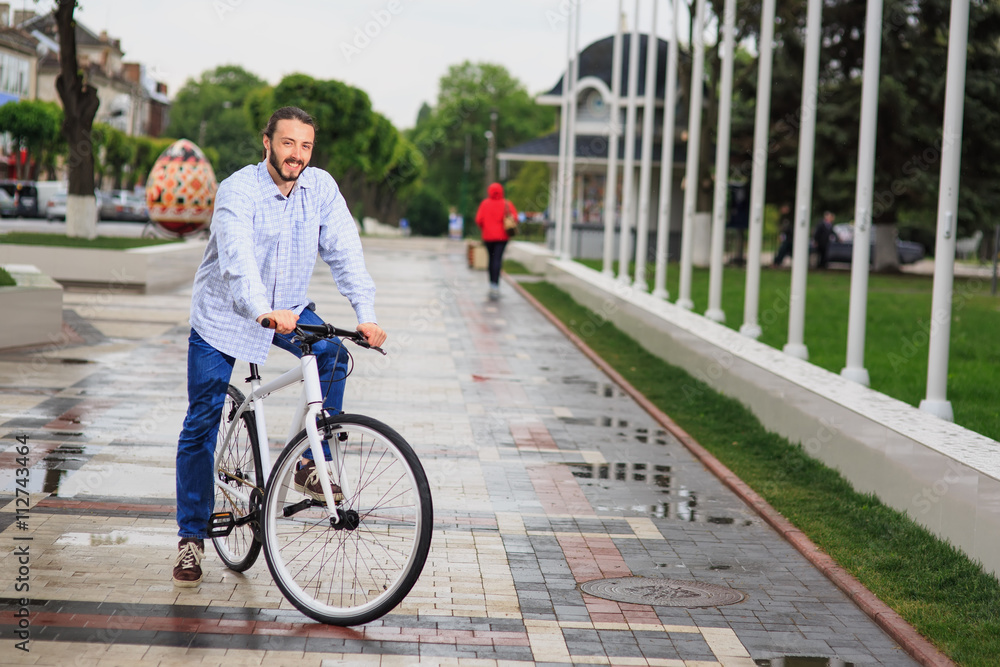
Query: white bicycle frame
xmin=215 ymin=352 xmax=350 ymax=523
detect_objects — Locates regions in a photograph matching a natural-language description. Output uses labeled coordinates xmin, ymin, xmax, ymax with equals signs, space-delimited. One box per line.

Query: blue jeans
xmin=175 ymin=309 xmax=350 ymax=539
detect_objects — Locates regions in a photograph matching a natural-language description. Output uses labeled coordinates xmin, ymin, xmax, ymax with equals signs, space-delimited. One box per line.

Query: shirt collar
xmin=256 ymin=161 xmax=311 ymax=199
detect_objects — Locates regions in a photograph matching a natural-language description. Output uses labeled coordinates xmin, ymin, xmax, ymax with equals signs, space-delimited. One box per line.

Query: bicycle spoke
xmin=263 ymin=415 xmax=432 ymax=625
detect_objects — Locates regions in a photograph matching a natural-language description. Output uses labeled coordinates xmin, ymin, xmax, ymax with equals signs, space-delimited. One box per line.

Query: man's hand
xmin=357 ymin=322 xmax=387 ymax=348
xmin=258 ymin=310 xmax=298 ymax=334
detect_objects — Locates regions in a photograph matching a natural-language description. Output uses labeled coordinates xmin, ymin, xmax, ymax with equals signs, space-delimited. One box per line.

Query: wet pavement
xmin=0 ymin=237 xmax=924 ymax=665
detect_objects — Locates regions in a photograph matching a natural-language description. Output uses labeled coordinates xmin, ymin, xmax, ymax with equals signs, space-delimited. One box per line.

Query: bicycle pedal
xmin=207 ymin=511 xmax=235 ymax=538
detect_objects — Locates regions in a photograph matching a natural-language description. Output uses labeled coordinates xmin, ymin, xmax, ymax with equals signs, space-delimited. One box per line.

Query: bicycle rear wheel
xmin=262 ymin=414 xmax=433 ymax=625
xmin=212 ymin=384 xmax=263 ymax=571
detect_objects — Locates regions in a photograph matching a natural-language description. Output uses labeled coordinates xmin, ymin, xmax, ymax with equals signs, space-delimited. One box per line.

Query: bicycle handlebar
xmin=260 ymin=318 xmax=386 ymax=355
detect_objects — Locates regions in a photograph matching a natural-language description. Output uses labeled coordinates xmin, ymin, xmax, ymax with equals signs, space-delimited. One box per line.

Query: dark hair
xmin=261 ymin=107 xmax=317 ymax=159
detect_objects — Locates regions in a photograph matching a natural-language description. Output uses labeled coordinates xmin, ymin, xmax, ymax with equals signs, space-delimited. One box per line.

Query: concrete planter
xmin=0 ymin=265 xmax=63 ymax=350
xmin=0 ymin=240 xmax=207 ymax=293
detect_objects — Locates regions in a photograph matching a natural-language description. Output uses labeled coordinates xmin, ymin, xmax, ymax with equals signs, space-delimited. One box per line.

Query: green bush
xmin=404 ymin=189 xmax=449 ymax=237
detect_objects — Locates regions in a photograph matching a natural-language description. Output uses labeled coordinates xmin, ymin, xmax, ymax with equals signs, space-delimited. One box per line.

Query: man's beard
xmin=269 ymin=150 xmax=307 ymax=182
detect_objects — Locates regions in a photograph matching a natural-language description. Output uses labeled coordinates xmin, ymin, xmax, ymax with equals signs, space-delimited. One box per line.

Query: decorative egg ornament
xmin=145 ymin=139 xmax=218 ymax=237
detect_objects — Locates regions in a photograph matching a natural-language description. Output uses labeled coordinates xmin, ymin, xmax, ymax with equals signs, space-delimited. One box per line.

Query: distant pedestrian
xmin=772 ymin=203 xmax=794 ymax=267
xmin=475 ymin=182 xmax=517 ymax=300
xmin=813 ymin=211 xmax=835 ymax=269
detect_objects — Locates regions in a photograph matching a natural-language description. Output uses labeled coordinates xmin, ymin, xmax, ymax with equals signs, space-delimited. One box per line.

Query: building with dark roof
xmin=19 ymin=10 xmax=170 ymax=138
xmin=498 ymin=33 xmax=692 ymax=258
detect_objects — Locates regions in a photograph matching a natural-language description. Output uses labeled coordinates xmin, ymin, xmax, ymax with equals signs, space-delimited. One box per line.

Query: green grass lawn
xmin=578 ymin=260 xmax=1000 ymax=443
xmin=521 ymin=280 xmax=1000 ymax=666
xmin=0 ymin=232 xmax=179 ymax=249
xmin=0 ymin=266 xmax=14 ymax=287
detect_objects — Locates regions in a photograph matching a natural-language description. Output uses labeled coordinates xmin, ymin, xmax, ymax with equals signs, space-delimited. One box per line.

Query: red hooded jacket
xmin=475 ymin=182 xmax=517 ymax=242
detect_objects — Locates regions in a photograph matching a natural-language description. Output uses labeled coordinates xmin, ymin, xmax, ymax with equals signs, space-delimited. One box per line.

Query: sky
xmin=29 ymin=0 xmax=689 ymax=130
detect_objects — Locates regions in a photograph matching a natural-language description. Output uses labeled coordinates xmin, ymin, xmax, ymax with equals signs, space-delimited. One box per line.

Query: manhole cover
xmin=579 ymin=577 xmax=746 ymax=607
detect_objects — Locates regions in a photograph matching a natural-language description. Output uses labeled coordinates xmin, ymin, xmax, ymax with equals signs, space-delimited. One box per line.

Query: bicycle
xmin=209 ymin=321 xmax=433 ymax=625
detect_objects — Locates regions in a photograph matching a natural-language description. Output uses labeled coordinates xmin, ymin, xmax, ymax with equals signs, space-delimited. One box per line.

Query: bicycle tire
xmin=262 ymin=413 xmax=433 ymax=625
xmin=212 ymin=384 xmax=263 ymax=572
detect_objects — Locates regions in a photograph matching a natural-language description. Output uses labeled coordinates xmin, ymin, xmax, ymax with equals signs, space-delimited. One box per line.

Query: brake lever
xmin=352 ymin=336 xmax=387 ymax=356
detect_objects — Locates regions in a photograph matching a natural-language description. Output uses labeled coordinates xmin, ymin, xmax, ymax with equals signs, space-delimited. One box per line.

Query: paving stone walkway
xmin=0 ymin=237 xmax=919 ymax=666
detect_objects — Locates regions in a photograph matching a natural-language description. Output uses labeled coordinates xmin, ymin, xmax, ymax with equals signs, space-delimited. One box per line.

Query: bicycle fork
xmin=299 ymin=354 xmax=350 ymax=526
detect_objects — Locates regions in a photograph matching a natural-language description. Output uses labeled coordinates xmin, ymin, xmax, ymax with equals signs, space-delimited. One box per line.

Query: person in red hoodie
xmin=475 ymin=182 xmax=517 ymax=300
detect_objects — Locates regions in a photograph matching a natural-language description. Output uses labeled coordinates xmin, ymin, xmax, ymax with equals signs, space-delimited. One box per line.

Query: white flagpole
xmin=739 ymin=0 xmax=777 ymax=338
xmin=705 ymin=0 xmax=736 ymax=322
xmin=920 ymin=0 xmax=970 ymax=421
xmin=676 ymin=0 xmax=706 ymax=310
xmin=841 ymin=0 xmax=885 ymax=386
xmin=784 ymin=0 xmax=823 ymax=359
xmin=602 ymin=1 xmax=626 ymax=278
xmin=617 ymin=0 xmax=642 ymax=283
xmin=653 ymin=0 xmax=681 ymax=300
xmin=634 ymin=0 xmax=659 ymax=292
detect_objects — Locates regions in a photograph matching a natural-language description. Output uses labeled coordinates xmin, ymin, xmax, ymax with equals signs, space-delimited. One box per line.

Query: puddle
xmin=755 ymin=659 xmax=855 ymax=667
xmin=39 ymin=444 xmax=101 ymax=495
xmin=55 ymin=526 xmax=178 ymax=548
xmin=567 ymin=462 xmax=671 ymax=487
xmin=570 ymin=462 xmax=705 ymax=521
xmin=42 ymin=468 xmax=67 ymax=495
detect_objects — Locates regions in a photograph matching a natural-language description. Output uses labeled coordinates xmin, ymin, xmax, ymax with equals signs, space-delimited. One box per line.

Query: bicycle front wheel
xmin=262 ymin=414 xmax=433 ymax=625
xmin=212 ymin=384 xmax=263 ymax=571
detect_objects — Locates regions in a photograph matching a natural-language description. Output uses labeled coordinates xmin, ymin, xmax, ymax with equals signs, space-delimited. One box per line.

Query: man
xmin=172 ymin=106 xmax=386 ymax=587
xmin=772 ymin=203 xmax=794 ymax=267
xmin=813 ymin=211 xmax=835 ymax=269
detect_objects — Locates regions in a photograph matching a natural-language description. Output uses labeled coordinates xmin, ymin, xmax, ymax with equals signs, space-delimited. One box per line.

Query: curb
xmin=507 ymin=275 xmax=955 ymax=667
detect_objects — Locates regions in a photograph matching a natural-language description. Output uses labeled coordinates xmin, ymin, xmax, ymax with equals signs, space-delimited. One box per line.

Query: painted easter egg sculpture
xmin=145 ymin=139 xmax=217 ymax=237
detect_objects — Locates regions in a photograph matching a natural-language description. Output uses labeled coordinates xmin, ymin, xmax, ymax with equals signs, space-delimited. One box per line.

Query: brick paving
xmin=0 ymin=237 xmax=922 ymax=665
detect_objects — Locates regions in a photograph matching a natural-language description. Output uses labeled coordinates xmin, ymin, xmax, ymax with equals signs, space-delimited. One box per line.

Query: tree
xmin=0 ymin=100 xmax=62 ymax=180
xmin=408 ymin=62 xmax=556 ymax=223
xmin=55 ymin=0 xmax=100 ymax=239
xmin=504 ymin=162 xmax=552 ymax=215
xmin=247 ymin=73 xmax=421 ymax=224
xmin=405 ymin=189 xmax=449 ymax=237
xmin=92 ymin=123 xmax=135 ymax=190
xmin=166 ymin=65 xmax=268 ymax=180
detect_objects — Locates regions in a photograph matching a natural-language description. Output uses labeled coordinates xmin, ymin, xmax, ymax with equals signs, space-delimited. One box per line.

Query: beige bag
xmin=503 ymin=201 xmax=518 ymax=236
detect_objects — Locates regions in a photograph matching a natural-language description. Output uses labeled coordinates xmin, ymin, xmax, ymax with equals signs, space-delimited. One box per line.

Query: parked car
xmin=45 ymin=191 xmax=104 ymax=222
xmin=0 ymin=188 xmax=16 ymax=217
xmin=826 ymin=223 xmax=926 ymax=265
xmin=0 ymin=180 xmax=40 ymax=218
xmin=100 ymin=190 xmax=149 ymax=222
xmin=45 ymin=192 xmax=67 ymax=221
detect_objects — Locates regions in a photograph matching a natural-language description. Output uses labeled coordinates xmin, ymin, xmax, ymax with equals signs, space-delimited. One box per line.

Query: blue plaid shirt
xmin=190 ymin=162 xmax=377 ymax=364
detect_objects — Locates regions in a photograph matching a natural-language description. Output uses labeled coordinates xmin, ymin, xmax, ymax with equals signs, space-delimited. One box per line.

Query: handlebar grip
xmin=261 ymin=317 xmax=274 ymax=329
